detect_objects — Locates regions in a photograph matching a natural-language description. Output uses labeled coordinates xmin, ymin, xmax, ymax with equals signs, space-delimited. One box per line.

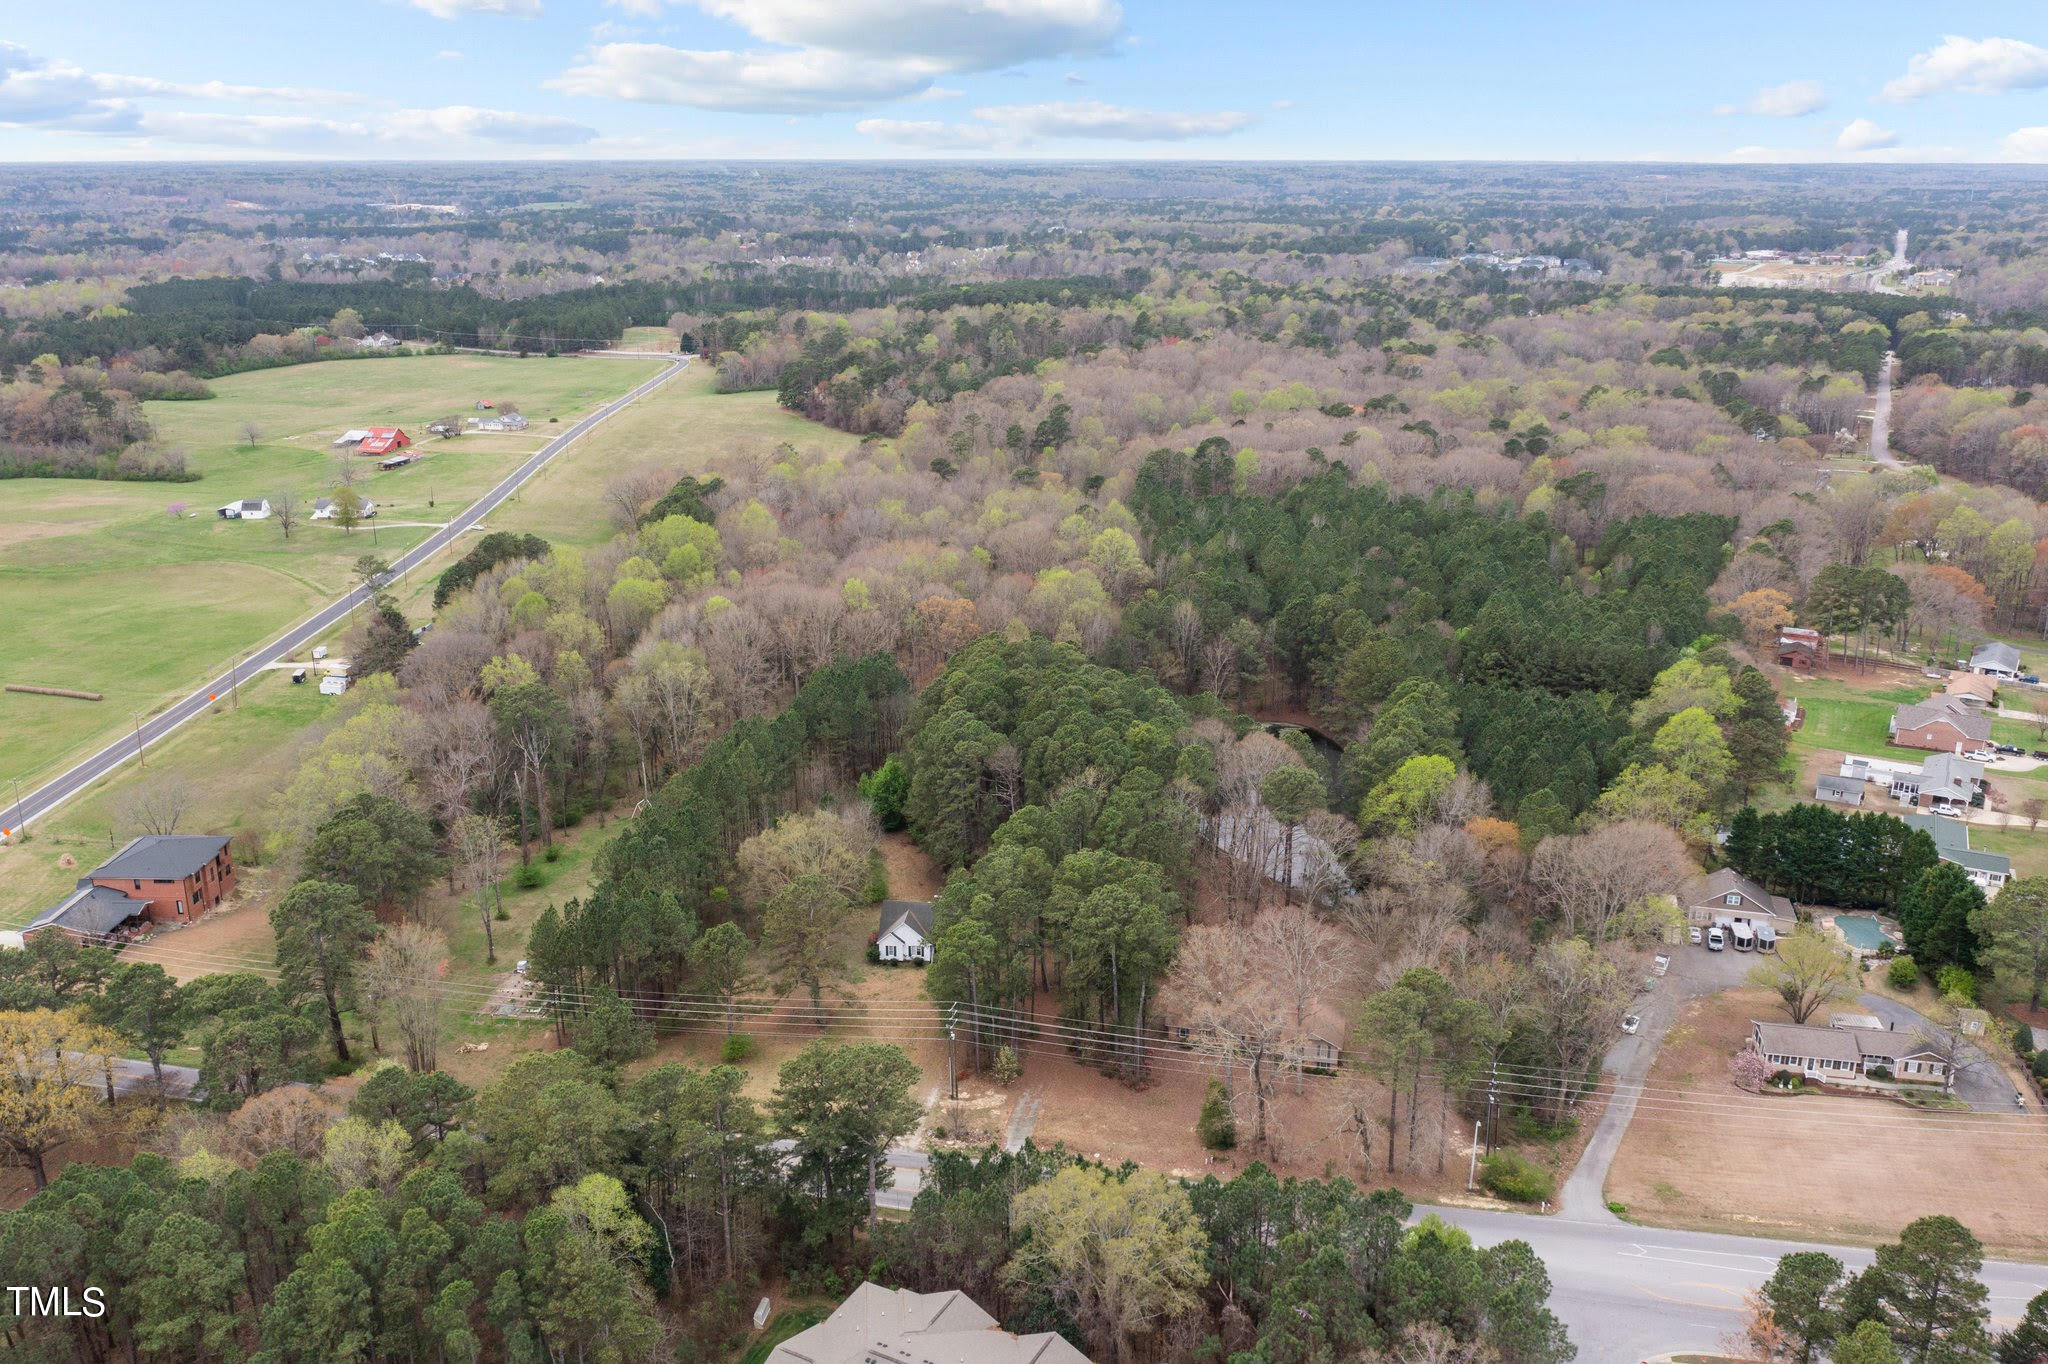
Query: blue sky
xmin=6 ymin=2 xmax=2048 ymax=161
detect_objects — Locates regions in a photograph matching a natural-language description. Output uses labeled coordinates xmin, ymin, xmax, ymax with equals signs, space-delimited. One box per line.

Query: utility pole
xmin=947 ymin=1004 xmax=959 ymax=1101
xmin=134 ymin=714 xmax=145 ymax=768
xmin=9 ymin=776 xmax=23 ymax=837
xmin=1485 ymin=1059 xmax=1500 ymax=1154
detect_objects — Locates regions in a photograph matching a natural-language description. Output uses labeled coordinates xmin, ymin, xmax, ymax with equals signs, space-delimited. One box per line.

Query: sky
xmin=7 ymin=2 xmax=2048 ymax=162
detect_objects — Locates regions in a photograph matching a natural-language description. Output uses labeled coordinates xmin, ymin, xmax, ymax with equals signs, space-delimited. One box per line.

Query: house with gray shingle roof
xmin=1889 ymin=696 xmax=1991 ymax=754
xmin=768 ymin=1283 xmax=1092 ymax=1364
xmin=876 ymin=900 xmax=935 ymax=963
xmin=1751 ymin=1020 xmax=1950 ymax=1086
xmin=27 ymin=834 xmax=235 ymax=941
xmin=1969 ymin=641 xmax=2022 ymax=679
xmin=1901 ymin=814 xmax=2011 ymax=895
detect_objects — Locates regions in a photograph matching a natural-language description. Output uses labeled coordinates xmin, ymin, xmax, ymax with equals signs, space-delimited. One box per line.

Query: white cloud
xmin=0 ymin=44 xmax=356 ymax=135
xmin=859 ymin=98 xmax=1250 ymax=149
xmin=975 ymin=100 xmax=1250 ymax=138
xmin=555 ymin=0 xmax=1122 ymax=112
xmin=690 ymin=0 xmax=1119 ymax=65
xmin=2001 ymin=126 xmax=2048 ymax=161
xmin=915 ymin=86 xmax=964 ymax=100
xmin=1836 ymin=117 xmax=1897 ymax=151
xmin=136 ymin=106 xmax=595 ymax=150
xmin=1063 ymin=70 xmax=1088 ymax=84
xmin=404 ymin=0 xmax=543 ymax=17
xmin=1715 ymin=79 xmax=1824 ymax=117
xmin=434 ymin=49 xmax=465 ymax=61
xmin=552 ymin=45 xmax=951 ymax=111
xmin=853 ymin=117 xmax=1007 ymax=149
xmin=1883 ymin=35 xmax=2048 ymax=100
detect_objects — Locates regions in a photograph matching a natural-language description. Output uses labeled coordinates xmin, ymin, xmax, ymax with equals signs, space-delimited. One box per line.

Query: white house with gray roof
xmin=1751 ymin=1019 xmax=1950 ymax=1087
xmin=876 ymin=900 xmax=935 ymax=962
xmin=1901 ymin=813 xmax=2012 ymax=894
xmin=1969 ymin=640 xmax=2023 ymax=679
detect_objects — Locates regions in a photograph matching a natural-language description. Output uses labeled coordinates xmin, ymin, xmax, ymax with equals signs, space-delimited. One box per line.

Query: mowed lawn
xmin=0 ymin=353 xmax=659 ymax=787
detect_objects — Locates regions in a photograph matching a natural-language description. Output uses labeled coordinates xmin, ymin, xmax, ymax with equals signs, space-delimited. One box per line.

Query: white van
xmin=1706 ymin=926 xmax=1726 ymax=951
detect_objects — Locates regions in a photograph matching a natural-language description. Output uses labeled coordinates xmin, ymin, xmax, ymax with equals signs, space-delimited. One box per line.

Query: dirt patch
xmin=123 ymin=883 xmax=280 ymax=982
xmin=1608 ymin=988 xmax=2048 ymax=1256
xmin=877 ymin=832 xmax=945 ymax=901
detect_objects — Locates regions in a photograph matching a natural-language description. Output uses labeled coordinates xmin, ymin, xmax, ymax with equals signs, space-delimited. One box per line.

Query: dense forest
xmin=17 ymin=162 xmax=2048 ymax=1362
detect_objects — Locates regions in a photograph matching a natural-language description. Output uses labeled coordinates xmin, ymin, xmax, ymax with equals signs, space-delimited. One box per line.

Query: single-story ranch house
xmin=1901 ymin=813 xmax=2012 ymax=895
xmin=1751 ymin=1019 xmax=1951 ymax=1086
xmin=1889 ymin=696 xmax=1992 ymax=755
xmin=1970 ymin=641 xmax=2022 ymax=680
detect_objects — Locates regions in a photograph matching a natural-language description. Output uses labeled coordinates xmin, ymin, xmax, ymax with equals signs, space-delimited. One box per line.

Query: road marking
xmin=1635 ymin=1283 xmax=1746 ymax=1315
xmin=1623 ymin=1243 xmax=1779 ymax=1270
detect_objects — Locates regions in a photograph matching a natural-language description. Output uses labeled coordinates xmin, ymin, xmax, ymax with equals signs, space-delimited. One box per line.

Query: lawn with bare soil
xmin=1607 ymin=987 xmax=2048 ymax=1257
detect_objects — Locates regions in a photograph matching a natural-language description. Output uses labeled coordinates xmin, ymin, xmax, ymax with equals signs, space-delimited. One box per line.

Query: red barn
xmin=358 ymin=427 xmax=411 ymax=456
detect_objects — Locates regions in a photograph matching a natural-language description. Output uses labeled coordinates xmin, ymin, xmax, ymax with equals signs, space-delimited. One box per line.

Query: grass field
xmin=0 ymin=666 xmax=335 ymax=926
xmin=0 ymin=353 xmax=660 ymax=789
xmin=1608 ymin=987 xmax=2048 ymax=1259
xmin=490 ymin=361 xmax=853 ymax=548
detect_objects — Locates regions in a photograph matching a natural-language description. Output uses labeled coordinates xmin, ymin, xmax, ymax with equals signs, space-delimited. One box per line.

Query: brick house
xmin=26 ymin=835 xmax=235 ymax=940
xmin=1888 ymin=697 xmax=1992 ymax=754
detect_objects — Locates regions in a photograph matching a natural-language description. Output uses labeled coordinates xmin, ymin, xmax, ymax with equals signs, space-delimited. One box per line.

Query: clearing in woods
xmin=1606 ymin=987 xmax=2048 ymax=1258
xmin=0 ymin=352 xmax=660 ymax=791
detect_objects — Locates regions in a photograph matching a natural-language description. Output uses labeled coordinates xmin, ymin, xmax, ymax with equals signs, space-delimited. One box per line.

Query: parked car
xmin=1997 ymin=743 xmax=2025 ymax=755
xmin=1963 ymin=749 xmax=1996 ymax=762
xmin=2024 ymin=674 xmax=2042 ymax=685
xmin=1922 ymin=668 xmax=1946 ymax=679
xmin=1689 ymin=925 xmax=1703 ymax=945
xmin=1653 ymin=954 xmax=1671 ymax=976
xmin=1706 ymin=927 xmax=1726 ymax=951
xmin=515 ymin=959 xmax=529 ymax=975
xmin=1620 ymin=1015 xmax=1641 ymax=1035
xmin=2031 ymin=750 xmax=2048 ymax=760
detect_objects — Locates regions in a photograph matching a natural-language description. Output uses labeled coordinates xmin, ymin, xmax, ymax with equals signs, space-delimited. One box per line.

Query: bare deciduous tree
xmin=271 ymin=487 xmax=300 ymax=541
xmin=113 ymin=773 xmax=196 ymax=836
xmin=361 ymin=925 xmax=449 ymax=1073
xmin=450 ymin=813 xmax=509 ymax=964
xmin=1527 ymin=821 xmax=1691 ymax=942
xmin=1162 ymin=921 xmax=1307 ymax=1150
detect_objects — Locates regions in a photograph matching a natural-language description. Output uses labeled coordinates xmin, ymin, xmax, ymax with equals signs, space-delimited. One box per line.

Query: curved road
xmin=4 ymin=351 xmax=687 ymax=837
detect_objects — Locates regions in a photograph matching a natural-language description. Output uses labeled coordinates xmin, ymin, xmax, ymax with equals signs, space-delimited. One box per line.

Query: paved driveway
xmin=1852 ymin=991 xmax=2017 ymax=1111
xmin=1560 ymin=938 xmax=1754 ymax=1219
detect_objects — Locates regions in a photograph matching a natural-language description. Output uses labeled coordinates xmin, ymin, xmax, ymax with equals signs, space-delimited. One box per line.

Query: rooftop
xmin=92 ymin=834 xmax=230 ymax=882
xmin=879 ymin=899 xmax=935 ymax=940
xmin=767 ymin=1284 xmax=1091 ymax=1364
xmin=26 ymin=880 xmax=152 ymax=937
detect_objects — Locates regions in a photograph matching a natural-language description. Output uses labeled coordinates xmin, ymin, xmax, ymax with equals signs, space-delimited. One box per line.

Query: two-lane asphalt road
xmin=5 ymin=351 xmax=687 ymax=836
xmin=1432 ymin=1204 xmax=2048 ymax=1361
